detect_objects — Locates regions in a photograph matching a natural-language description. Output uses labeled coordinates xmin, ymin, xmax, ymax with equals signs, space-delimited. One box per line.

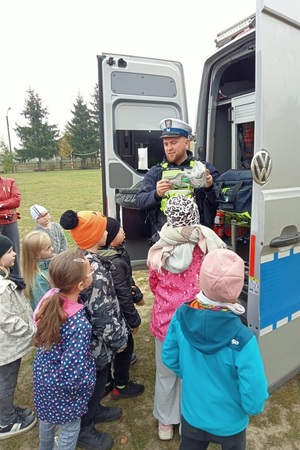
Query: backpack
xmin=215 ymin=169 xmax=252 ymax=214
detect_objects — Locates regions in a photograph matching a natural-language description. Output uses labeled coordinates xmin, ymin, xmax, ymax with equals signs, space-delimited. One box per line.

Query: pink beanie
xmin=200 ymin=249 xmax=244 ymax=303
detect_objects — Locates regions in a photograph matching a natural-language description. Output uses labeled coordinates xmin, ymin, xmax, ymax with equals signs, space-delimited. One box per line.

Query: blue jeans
xmin=39 ymin=418 xmax=81 ymax=450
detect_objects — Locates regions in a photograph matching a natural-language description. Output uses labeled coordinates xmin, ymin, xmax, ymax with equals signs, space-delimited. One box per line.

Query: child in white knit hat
xmin=162 ymin=248 xmax=269 ymax=450
xmin=30 ymin=204 xmax=67 ymax=255
xmin=147 ymin=195 xmax=226 ymax=440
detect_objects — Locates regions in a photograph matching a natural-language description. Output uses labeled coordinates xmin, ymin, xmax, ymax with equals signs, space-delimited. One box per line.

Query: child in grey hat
xmin=162 ymin=249 xmax=269 ymax=449
xmin=30 ymin=204 xmax=67 ymax=255
xmin=147 ymin=195 xmax=226 ymax=440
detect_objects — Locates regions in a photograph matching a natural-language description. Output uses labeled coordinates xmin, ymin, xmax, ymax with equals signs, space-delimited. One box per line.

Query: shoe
xmin=111 ymin=380 xmax=144 ymax=400
xmin=94 ymin=405 xmax=122 ymax=423
xmin=0 ymin=413 xmax=37 ymax=440
xmin=14 ymin=406 xmax=34 ymax=419
xmin=130 ymin=353 xmax=137 ymax=365
xmin=77 ymin=424 xmax=113 ymax=450
xmin=158 ymin=423 xmax=174 ymax=441
xmin=102 ymin=380 xmax=113 ymax=399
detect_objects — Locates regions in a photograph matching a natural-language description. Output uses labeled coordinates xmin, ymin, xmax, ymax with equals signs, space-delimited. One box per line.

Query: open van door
xmin=97 ymin=54 xmax=188 ymax=266
xmin=194 ymin=0 xmax=300 ymax=391
xmin=251 ymin=0 xmax=300 ymax=391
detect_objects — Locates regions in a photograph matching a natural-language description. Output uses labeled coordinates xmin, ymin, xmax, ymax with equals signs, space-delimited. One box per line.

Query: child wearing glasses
xmin=33 ymin=249 xmax=96 ymax=450
xmin=22 ymin=231 xmax=54 ymax=310
xmin=30 ymin=204 xmax=68 ymax=255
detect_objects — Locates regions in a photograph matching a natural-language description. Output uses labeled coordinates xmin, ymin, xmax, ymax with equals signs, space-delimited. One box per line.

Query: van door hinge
xmin=228 ymin=107 xmax=234 ymax=123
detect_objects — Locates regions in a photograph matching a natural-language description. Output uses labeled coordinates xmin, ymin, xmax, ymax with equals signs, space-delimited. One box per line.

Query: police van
xmin=97 ymin=0 xmax=300 ymax=392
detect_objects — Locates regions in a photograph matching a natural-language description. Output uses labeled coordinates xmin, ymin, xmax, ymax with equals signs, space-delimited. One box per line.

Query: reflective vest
xmin=160 ymin=160 xmax=195 ymax=213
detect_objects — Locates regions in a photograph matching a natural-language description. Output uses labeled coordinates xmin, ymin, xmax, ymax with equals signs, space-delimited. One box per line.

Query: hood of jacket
xmin=177 ymin=302 xmax=244 ymax=355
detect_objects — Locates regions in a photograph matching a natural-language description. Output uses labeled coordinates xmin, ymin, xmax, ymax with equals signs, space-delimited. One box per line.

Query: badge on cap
xmin=159 ymin=118 xmax=192 ymax=138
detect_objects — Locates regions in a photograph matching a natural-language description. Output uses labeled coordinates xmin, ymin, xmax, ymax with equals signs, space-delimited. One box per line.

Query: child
xmin=33 ymin=249 xmax=96 ymax=450
xmin=30 ymin=204 xmax=68 ymax=255
xmin=147 ymin=195 xmax=226 ymax=440
xmin=22 ymin=231 xmax=54 ymax=310
xmin=0 ymin=235 xmax=37 ymax=440
xmin=60 ymin=209 xmax=128 ymax=450
xmin=162 ymin=249 xmax=269 ymax=450
xmin=98 ymin=217 xmax=144 ymax=400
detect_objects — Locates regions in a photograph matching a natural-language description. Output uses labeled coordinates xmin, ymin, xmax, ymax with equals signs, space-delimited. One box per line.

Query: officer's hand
xmin=156 ymin=178 xmax=172 ymax=197
xmin=205 ymin=169 xmax=213 ymax=188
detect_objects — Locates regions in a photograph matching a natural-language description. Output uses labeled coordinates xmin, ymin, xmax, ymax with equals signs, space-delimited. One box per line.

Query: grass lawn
xmin=1 ymin=169 xmax=300 ymax=449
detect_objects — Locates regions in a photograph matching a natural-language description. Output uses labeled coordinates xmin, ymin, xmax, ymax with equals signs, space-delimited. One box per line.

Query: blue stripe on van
xmin=260 ymin=249 xmax=300 ymax=331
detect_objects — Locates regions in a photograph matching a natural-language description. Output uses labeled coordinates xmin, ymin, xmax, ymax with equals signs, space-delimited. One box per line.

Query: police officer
xmin=136 ymin=118 xmax=219 ymax=243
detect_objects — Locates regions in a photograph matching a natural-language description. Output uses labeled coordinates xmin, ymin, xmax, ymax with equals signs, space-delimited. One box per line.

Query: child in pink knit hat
xmin=162 ymin=249 xmax=269 ymax=450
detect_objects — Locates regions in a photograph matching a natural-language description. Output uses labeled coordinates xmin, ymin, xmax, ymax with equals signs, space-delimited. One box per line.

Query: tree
xmin=15 ymin=89 xmax=59 ymax=168
xmin=66 ymin=93 xmax=99 ymax=167
xmin=58 ymin=131 xmax=73 ymax=159
xmin=0 ymin=140 xmax=14 ymax=173
xmin=90 ymin=84 xmax=101 ymax=152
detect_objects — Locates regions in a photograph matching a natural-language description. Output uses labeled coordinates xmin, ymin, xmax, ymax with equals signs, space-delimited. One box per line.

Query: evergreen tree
xmin=15 ymin=89 xmax=59 ymax=167
xmin=0 ymin=140 xmax=14 ymax=173
xmin=90 ymin=84 xmax=101 ymax=152
xmin=66 ymin=93 xmax=99 ymax=166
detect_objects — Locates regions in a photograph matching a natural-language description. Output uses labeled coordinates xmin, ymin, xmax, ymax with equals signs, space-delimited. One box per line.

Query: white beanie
xmin=30 ymin=204 xmax=48 ymax=221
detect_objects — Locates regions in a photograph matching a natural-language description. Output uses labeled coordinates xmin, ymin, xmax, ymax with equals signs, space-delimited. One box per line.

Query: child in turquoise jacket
xmin=162 ymin=249 xmax=269 ymax=450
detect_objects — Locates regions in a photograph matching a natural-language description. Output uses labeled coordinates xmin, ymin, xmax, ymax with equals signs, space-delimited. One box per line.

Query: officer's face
xmin=163 ymin=136 xmax=189 ymax=165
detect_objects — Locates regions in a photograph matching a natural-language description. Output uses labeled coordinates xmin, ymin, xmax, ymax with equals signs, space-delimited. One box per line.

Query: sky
xmin=0 ymin=0 xmax=255 ymax=149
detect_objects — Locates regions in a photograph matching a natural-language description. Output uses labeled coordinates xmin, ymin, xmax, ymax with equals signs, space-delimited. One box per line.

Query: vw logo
xmin=251 ymin=150 xmax=272 ymax=185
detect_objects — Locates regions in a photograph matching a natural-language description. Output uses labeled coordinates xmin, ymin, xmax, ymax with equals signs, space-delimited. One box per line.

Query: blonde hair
xmin=34 ymin=248 xmax=87 ymax=350
xmin=22 ymin=231 xmax=52 ymax=299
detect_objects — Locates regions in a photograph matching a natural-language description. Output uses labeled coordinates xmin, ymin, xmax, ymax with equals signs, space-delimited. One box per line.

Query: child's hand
xmin=116 ymin=344 xmax=127 ymax=353
xmin=136 ymin=299 xmax=145 ymax=306
xmin=131 ymin=327 xmax=139 ymax=335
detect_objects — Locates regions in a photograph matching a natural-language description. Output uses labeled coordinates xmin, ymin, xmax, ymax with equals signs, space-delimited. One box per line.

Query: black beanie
xmin=0 ymin=235 xmax=13 ymax=258
xmin=106 ymin=217 xmax=120 ymax=246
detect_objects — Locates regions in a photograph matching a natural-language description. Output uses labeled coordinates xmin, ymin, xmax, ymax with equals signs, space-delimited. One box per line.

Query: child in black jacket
xmin=98 ymin=217 xmax=144 ymax=399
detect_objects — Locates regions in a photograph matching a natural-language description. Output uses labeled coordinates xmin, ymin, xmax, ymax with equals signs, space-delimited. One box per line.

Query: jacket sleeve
xmin=30 ymin=274 xmax=50 ymax=310
xmin=197 ymin=161 xmax=220 ymax=206
xmin=236 ymin=335 xmax=269 ymax=415
xmin=162 ymin=313 xmax=181 ymax=377
xmin=86 ymin=279 xmax=128 ymax=350
xmin=136 ymin=166 xmax=162 ymax=210
xmin=59 ymin=226 xmax=68 ymax=252
xmin=110 ymin=257 xmax=141 ymax=328
xmin=148 ymin=266 xmax=159 ymax=296
xmin=0 ymin=179 xmax=21 ymax=210
xmin=0 ymin=289 xmax=36 ymax=339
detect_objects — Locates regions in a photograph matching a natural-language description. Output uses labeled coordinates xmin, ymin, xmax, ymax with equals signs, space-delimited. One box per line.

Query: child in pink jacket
xmin=147 ymin=195 xmax=226 ymax=441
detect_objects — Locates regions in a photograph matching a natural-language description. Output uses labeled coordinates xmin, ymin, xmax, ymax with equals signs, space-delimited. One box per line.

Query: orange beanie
xmin=70 ymin=211 xmax=107 ymax=250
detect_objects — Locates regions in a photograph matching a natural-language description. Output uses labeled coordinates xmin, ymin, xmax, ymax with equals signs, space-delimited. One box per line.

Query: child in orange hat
xmin=60 ymin=210 xmax=128 ymax=450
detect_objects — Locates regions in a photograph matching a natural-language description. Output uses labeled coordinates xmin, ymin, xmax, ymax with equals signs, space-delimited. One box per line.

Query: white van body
xmin=97 ymin=0 xmax=300 ymax=392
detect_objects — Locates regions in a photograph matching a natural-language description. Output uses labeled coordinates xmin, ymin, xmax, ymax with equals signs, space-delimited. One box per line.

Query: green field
xmin=12 ymin=169 xmax=104 ymax=242
xmin=1 ymin=169 xmax=300 ymax=450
